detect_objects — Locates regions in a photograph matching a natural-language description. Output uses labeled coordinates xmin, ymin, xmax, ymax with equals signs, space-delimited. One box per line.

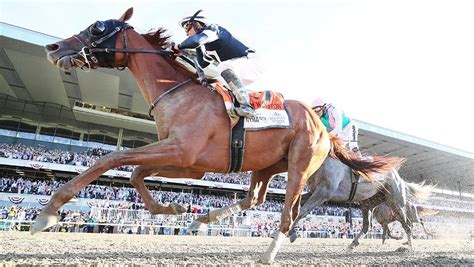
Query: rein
xmin=88 ymin=47 xmax=174 ymax=56
xmin=148 ymin=79 xmax=192 ymax=117
xmin=74 ymin=26 xmax=173 ymax=70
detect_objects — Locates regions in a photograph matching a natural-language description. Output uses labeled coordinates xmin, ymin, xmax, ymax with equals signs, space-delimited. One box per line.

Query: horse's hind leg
xmin=408 ymin=203 xmax=434 ymax=238
xmin=386 ymin=200 xmax=413 ymax=248
xmin=130 ymin=165 xmax=204 ymax=215
xmin=419 ymin=220 xmax=433 ymax=238
xmin=386 ymin=224 xmax=403 ymax=241
xmin=189 ymin=161 xmax=287 ymax=231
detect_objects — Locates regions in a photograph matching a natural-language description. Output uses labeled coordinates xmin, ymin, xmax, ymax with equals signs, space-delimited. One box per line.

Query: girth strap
xmin=347 ymin=170 xmax=360 ymax=202
xmin=228 ymin=117 xmax=246 ymax=173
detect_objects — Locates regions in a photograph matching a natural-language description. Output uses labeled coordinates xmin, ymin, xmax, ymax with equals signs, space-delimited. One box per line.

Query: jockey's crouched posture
xmin=172 ymin=10 xmax=259 ymax=118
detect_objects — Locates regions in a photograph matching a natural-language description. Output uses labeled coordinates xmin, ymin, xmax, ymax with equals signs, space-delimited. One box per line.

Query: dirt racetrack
xmin=1 ymin=232 xmax=473 ymax=266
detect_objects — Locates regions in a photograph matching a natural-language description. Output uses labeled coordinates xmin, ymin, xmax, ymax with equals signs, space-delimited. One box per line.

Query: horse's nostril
xmin=45 ymin=43 xmax=60 ymax=52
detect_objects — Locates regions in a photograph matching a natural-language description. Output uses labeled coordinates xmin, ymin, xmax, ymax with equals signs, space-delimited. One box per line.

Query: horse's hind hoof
xmin=188 ymin=220 xmax=207 ymax=232
xmin=30 ymin=212 xmax=59 ymax=235
xmin=259 ymin=255 xmax=275 ymax=265
xmin=395 ymin=246 xmax=411 ymax=253
xmin=289 ymin=232 xmax=298 ymax=243
xmin=169 ymin=203 xmax=187 ymax=215
xmin=346 ymin=243 xmax=358 ymax=251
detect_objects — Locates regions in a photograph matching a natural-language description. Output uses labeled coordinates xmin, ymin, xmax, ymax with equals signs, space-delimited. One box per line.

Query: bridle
xmin=72 ymin=21 xmax=174 ymax=71
xmin=70 ymin=19 xmax=192 ymax=117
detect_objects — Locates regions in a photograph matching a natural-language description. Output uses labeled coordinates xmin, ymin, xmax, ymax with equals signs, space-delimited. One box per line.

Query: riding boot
xmin=221 ymin=69 xmax=256 ymax=118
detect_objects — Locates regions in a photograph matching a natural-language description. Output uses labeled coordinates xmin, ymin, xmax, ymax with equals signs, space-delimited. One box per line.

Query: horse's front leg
xmin=130 ymin=165 xmax=204 ymax=215
xmin=288 ymin=178 xmax=337 ymax=243
xmin=188 ymin=161 xmax=286 ymax=232
xmin=31 ymin=151 xmax=123 ymax=234
xmin=261 ymin=129 xmax=330 ymax=264
xmin=31 ymin=137 xmax=198 ymax=234
xmin=348 ymin=207 xmax=371 ymax=249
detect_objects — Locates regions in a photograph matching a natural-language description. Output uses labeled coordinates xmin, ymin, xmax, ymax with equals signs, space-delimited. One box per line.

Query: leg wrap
xmin=261 ymin=231 xmax=286 ymax=264
xmin=208 ymin=203 xmax=242 ymax=222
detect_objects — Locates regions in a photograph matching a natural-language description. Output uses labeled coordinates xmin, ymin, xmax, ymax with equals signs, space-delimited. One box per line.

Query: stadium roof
xmin=1 ymin=23 xmax=473 ymax=193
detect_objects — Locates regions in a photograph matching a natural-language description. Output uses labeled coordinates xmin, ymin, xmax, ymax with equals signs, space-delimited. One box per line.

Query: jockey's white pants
xmin=213 ymin=55 xmax=263 ymax=90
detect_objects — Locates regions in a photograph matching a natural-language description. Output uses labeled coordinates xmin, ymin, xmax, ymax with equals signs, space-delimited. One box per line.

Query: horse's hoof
xmin=346 ymin=243 xmax=357 ymax=251
xmin=259 ymin=254 xmax=274 ymax=265
xmin=188 ymin=220 xmax=207 ymax=232
xmin=395 ymin=246 xmax=411 ymax=252
xmin=30 ymin=212 xmax=59 ymax=235
xmin=169 ymin=203 xmax=187 ymax=215
xmin=289 ymin=233 xmax=298 ymax=243
xmin=260 ymin=231 xmax=284 ymax=264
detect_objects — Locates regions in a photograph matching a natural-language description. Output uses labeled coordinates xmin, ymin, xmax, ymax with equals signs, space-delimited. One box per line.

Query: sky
xmin=1 ymin=0 xmax=473 ymax=154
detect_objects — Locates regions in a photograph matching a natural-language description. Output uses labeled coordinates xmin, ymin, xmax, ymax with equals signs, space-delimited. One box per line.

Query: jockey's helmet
xmin=311 ymin=97 xmax=326 ymax=108
xmin=179 ymin=10 xmax=209 ymax=28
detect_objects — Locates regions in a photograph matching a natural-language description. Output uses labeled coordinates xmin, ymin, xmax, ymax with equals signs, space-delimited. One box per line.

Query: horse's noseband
xmin=73 ymin=20 xmax=132 ymax=70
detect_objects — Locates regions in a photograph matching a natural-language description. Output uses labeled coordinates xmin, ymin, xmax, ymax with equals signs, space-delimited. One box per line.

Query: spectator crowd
xmin=0 ymin=176 xmax=350 ymax=215
xmin=0 ymin=144 xmax=287 ymax=189
xmin=1 ymin=143 xmax=472 ymax=240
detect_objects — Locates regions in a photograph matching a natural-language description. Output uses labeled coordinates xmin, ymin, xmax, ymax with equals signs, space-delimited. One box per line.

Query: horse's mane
xmin=141 ymin=28 xmax=198 ymax=82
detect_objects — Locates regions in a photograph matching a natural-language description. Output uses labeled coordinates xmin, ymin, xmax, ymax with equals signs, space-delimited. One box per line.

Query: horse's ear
xmin=119 ymin=7 xmax=133 ymax=22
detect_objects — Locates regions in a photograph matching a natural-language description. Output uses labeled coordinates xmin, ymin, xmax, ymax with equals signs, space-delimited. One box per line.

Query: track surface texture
xmin=1 ymin=232 xmax=473 ymax=266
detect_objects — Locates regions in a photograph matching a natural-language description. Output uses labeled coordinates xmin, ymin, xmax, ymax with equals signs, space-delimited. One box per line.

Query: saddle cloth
xmin=213 ymin=83 xmax=291 ymax=130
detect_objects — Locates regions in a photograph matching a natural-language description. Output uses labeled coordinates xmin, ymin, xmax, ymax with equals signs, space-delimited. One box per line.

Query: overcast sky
xmin=1 ymin=0 xmax=473 ymax=154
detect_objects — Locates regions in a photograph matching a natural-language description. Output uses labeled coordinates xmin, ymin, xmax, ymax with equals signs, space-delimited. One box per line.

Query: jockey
xmin=172 ymin=10 xmax=259 ymax=118
xmin=311 ymin=97 xmax=362 ymax=156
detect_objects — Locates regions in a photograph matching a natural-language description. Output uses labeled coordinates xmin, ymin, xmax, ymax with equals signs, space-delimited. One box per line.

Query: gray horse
xmin=287 ymin=156 xmax=434 ymax=249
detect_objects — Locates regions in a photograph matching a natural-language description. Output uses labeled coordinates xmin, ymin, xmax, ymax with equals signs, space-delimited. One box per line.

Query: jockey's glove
xmin=170 ymin=42 xmax=182 ymax=56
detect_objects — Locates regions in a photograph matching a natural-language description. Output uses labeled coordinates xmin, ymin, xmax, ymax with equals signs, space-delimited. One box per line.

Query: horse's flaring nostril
xmin=45 ymin=43 xmax=60 ymax=52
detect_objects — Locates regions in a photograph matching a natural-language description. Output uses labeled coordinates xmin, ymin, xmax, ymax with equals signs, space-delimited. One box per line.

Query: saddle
xmin=212 ymin=83 xmax=291 ymax=129
xmin=211 ymin=83 xmax=291 ymax=173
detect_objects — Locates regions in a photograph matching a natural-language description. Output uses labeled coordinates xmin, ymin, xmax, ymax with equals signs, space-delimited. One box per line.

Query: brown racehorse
xmin=37 ymin=8 xmax=401 ymax=263
xmin=373 ymin=199 xmax=436 ymax=244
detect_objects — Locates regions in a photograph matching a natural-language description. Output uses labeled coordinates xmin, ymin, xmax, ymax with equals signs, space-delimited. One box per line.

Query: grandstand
xmin=1 ymin=22 xmax=473 ymax=238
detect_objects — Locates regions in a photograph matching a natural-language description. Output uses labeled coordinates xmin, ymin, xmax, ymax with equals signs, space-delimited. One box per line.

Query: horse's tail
xmin=406 ymin=181 xmax=436 ymax=202
xmin=328 ymin=135 xmax=404 ymax=181
xmin=417 ymin=206 xmax=439 ymax=217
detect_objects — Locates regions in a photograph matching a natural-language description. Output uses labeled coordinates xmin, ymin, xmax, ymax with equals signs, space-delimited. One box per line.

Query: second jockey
xmin=311 ymin=97 xmax=362 ymax=156
xmin=172 ymin=10 xmax=259 ymax=118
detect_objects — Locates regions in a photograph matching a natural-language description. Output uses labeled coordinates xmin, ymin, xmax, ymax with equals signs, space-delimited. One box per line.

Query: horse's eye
xmin=90 ymin=21 xmax=106 ymax=36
